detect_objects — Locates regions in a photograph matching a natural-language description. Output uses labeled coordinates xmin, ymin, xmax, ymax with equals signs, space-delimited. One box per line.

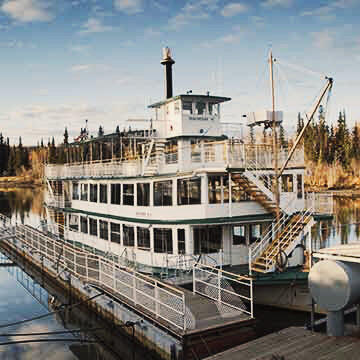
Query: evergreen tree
xmin=40 ymin=138 xmax=44 ymax=148
xmin=7 ymin=146 xmax=16 ymax=175
xmin=48 ymin=137 xmax=57 ymax=163
xmin=279 ymin=124 xmax=287 ymax=148
xmin=116 ymin=125 xmax=120 ymax=134
xmin=335 ymin=110 xmax=350 ymax=168
xmin=351 ymin=123 xmax=360 ymax=160
xmin=249 ymin=126 xmax=255 ymax=144
xmin=64 ymin=127 xmax=69 ymax=145
xmin=296 ymin=112 xmax=304 ymax=136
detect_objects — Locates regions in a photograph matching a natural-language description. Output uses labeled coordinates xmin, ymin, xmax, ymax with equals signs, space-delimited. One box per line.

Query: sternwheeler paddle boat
xmin=44 ymin=48 xmax=334 ymax=311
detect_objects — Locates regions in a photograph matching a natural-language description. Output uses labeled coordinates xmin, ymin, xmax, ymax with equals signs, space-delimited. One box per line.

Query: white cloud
xmin=202 ymin=26 xmax=245 ymax=47
xmin=261 ymin=0 xmax=292 ymax=8
xmin=114 ymin=0 xmax=144 ymax=15
xmin=69 ymin=44 xmax=90 ymax=54
xmin=1 ymin=0 xmax=53 ymax=22
xmin=221 ymin=3 xmax=248 ymax=17
xmin=168 ymin=0 xmax=220 ymax=30
xmin=144 ymin=27 xmax=162 ymax=37
xmin=301 ymin=0 xmax=360 ymax=20
xmin=70 ymin=64 xmax=111 ymax=73
xmin=79 ymin=17 xmax=113 ymax=34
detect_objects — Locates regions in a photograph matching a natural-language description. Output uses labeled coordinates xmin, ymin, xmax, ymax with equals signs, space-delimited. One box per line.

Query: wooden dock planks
xmin=204 ymin=327 xmax=360 ymax=360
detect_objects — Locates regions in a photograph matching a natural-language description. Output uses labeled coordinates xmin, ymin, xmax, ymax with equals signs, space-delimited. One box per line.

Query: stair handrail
xmin=264 ymin=207 xmax=314 ymax=266
xmin=142 ymin=139 xmax=155 ymax=175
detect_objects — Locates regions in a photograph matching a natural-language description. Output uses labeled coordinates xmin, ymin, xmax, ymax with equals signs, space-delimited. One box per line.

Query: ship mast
xmin=269 ymin=50 xmax=280 ymax=221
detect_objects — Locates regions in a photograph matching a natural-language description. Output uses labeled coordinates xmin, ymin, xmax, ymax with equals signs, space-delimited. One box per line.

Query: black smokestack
xmin=161 ymin=47 xmax=175 ymax=99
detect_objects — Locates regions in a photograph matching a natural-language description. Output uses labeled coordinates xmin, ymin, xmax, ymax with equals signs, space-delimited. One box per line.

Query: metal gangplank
xmin=0 ymin=214 xmax=254 ymax=336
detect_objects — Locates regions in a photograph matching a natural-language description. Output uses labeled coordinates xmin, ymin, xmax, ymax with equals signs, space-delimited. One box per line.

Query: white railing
xmin=45 ymin=141 xmax=305 ymax=179
xmin=193 ymin=264 xmax=253 ymax=318
xmin=306 ymin=192 xmax=334 ymax=214
xmin=6 ymin=222 xmax=187 ymax=331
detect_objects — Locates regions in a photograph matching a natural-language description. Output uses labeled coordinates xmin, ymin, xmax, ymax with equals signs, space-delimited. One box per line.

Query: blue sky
xmin=0 ymin=0 xmax=359 ymax=145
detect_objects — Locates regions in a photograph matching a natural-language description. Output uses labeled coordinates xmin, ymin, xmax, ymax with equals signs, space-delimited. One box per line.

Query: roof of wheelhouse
xmin=148 ymin=94 xmax=231 ymax=108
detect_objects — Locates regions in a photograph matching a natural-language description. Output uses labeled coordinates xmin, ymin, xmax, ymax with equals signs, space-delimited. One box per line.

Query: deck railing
xmin=193 ymin=264 xmax=253 ymax=318
xmin=45 ymin=140 xmax=305 ymax=179
xmin=305 ymin=192 xmax=334 ymax=215
xmin=3 ymin=221 xmax=187 ymax=332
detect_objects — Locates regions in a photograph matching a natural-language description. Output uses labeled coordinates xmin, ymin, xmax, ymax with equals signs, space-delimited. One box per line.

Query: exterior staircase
xmin=250 ymin=209 xmax=314 ymax=273
xmin=143 ymin=140 xmax=166 ymax=176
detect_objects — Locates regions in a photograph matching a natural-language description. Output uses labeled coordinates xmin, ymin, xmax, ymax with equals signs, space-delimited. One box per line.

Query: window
xmin=154 ymin=228 xmax=173 ymax=254
xmin=223 ymin=176 xmax=229 ymax=203
xmin=137 ymin=227 xmax=150 ymax=250
xmin=81 ymin=184 xmax=88 ymax=201
xmin=195 ymin=102 xmax=206 ymax=115
xmin=231 ymin=176 xmax=250 ymax=202
xmin=90 ymin=184 xmax=98 ymax=202
xmin=182 ymin=101 xmax=193 ymax=115
xmin=178 ymin=229 xmax=186 ymax=254
xmin=208 ymin=103 xmax=219 ymax=116
xmin=89 ymin=218 xmax=98 ymax=236
xmin=281 ymin=174 xmax=294 ymax=192
xmin=123 ymin=225 xmax=134 ymax=246
xmin=154 ymin=180 xmax=172 ymax=206
xmin=123 ymin=184 xmax=134 ymax=205
xmin=191 ymin=140 xmax=201 ymax=162
xmin=100 ymin=184 xmax=108 ymax=203
xmin=208 ymin=176 xmax=222 ymax=204
xmin=69 ymin=214 xmax=79 ymax=232
xmin=99 ymin=220 xmax=108 ymax=240
xmin=174 ymin=101 xmax=180 ymax=113
xmin=110 ymin=223 xmax=121 ymax=244
xmin=111 ymin=184 xmax=121 ymax=204
xmin=233 ymin=225 xmax=246 ymax=245
xmin=177 ymin=177 xmax=201 ymax=205
xmin=297 ymin=174 xmax=303 ymax=199
xmin=194 ymin=226 xmax=222 ymax=254
xmin=72 ymin=182 xmax=79 ymax=200
xmin=80 ymin=216 xmax=88 ymax=234
xmin=137 ymin=183 xmax=150 ymax=206
xmin=250 ymin=224 xmax=261 ymax=243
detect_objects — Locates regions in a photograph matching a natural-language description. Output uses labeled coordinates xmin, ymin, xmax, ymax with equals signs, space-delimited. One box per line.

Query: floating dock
xmin=204 ymin=326 xmax=360 ymax=360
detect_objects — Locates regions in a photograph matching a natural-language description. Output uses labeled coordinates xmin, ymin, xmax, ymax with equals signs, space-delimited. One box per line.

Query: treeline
xmin=299 ymin=107 xmax=360 ymax=169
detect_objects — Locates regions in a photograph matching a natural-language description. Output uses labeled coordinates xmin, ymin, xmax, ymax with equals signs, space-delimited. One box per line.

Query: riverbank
xmin=0 ymin=176 xmax=42 ymax=189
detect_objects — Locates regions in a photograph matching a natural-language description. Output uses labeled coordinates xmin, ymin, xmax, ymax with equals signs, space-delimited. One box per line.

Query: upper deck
xmin=45 ymin=139 xmax=305 ymax=180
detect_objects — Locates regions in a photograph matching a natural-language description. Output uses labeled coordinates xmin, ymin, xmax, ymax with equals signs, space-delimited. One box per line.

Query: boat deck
xmin=204 ymin=326 xmax=360 ymax=360
xmin=313 ymin=244 xmax=360 ymax=264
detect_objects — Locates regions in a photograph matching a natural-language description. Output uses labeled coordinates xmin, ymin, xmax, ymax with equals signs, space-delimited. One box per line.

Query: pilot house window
xmin=182 ymin=101 xmax=193 ymax=115
xmin=177 ymin=177 xmax=201 ymax=205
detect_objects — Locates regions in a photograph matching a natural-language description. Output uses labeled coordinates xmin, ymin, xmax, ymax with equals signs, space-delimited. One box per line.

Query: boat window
xmin=208 ymin=103 xmax=219 ymax=116
xmin=195 ymin=101 xmax=206 ymax=115
xmin=81 ymin=184 xmax=88 ymax=201
xmin=174 ymin=100 xmax=180 ymax=113
xmin=281 ymin=174 xmax=294 ymax=192
xmin=223 ymin=176 xmax=229 ymax=203
xmin=123 ymin=184 xmax=134 ymax=205
xmin=89 ymin=218 xmax=98 ymax=236
xmin=80 ymin=216 xmax=88 ymax=234
xmin=72 ymin=182 xmax=79 ymax=200
xmin=178 ymin=229 xmax=186 ymax=254
xmin=154 ymin=180 xmax=172 ymax=206
xmin=250 ymin=224 xmax=261 ymax=243
xmin=69 ymin=214 xmax=79 ymax=232
xmin=177 ymin=177 xmax=201 ymax=205
xmin=99 ymin=220 xmax=108 ymax=240
xmin=194 ymin=226 xmax=222 ymax=254
xmin=165 ymin=140 xmax=178 ymax=164
xmin=231 ymin=176 xmax=250 ymax=202
xmin=100 ymin=184 xmax=108 ymax=204
xmin=110 ymin=223 xmax=121 ymax=244
xmin=297 ymin=174 xmax=303 ymax=199
xmin=137 ymin=183 xmax=150 ymax=206
xmin=182 ymin=101 xmax=193 ymax=115
xmin=90 ymin=184 xmax=98 ymax=202
xmin=233 ymin=225 xmax=246 ymax=245
xmin=123 ymin=225 xmax=134 ymax=246
xmin=111 ymin=183 xmax=121 ymax=205
xmin=208 ymin=176 xmax=222 ymax=204
xmin=191 ymin=140 xmax=201 ymax=162
xmin=154 ymin=228 xmax=173 ymax=254
xmin=137 ymin=227 xmax=150 ymax=250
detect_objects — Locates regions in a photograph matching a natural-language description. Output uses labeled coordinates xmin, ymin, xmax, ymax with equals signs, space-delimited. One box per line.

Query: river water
xmin=0 ymin=188 xmax=358 ymax=359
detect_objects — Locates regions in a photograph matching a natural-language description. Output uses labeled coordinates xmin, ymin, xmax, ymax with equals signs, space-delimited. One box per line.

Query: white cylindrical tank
xmin=309 ymin=260 xmax=360 ymax=311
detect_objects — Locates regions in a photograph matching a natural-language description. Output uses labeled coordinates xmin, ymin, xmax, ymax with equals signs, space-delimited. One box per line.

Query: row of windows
xmin=70 ymin=214 xmax=186 ymax=254
xmin=73 ymin=178 xmax=201 ymax=206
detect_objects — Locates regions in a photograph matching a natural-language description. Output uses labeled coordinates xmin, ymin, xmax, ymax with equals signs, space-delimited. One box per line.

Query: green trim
xmin=57 ymin=206 xmax=274 ymax=225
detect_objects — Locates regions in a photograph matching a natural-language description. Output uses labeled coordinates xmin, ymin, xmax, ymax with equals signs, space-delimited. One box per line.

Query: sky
xmin=0 ymin=0 xmax=359 ymax=145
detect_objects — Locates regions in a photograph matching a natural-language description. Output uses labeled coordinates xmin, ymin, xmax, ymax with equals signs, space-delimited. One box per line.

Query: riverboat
xmin=44 ymin=48 xmax=334 ymax=304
